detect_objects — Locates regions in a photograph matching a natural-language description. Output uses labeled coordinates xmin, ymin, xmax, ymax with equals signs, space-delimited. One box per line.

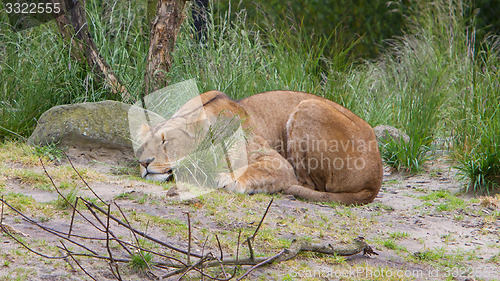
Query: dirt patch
xmin=1 ymin=147 xmax=499 ymax=280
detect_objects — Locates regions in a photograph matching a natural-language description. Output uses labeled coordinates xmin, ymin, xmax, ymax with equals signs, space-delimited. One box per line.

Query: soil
xmin=1 ymin=147 xmax=499 ymax=281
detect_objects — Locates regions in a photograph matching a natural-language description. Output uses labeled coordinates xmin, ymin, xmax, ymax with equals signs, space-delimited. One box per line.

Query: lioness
xmin=139 ymin=91 xmax=382 ymax=205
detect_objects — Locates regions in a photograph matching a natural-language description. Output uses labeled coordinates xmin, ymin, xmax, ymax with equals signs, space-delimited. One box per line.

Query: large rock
xmin=373 ymin=125 xmax=410 ymax=143
xmin=28 ymin=100 xmax=133 ymax=154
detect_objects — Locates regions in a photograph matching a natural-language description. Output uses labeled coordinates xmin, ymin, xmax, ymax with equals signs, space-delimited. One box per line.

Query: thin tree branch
xmin=63 ymin=152 xmax=106 ymax=204
xmin=184 ymin=211 xmax=192 ymax=265
xmin=60 ymin=241 xmax=99 ymax=281
xmin=236 ymin=249 xmax=286 ymax=281
xmin=81 ymin=198 xmax=203 ymax=258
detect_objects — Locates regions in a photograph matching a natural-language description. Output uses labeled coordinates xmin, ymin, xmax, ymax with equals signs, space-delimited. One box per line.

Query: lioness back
xmin=238 ymin=91 xmax=372 ymax=156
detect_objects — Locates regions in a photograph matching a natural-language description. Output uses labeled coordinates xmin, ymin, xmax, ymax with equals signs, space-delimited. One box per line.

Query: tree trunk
xmin=143 ymin=0 xmax=188 ymax=94
xmin=54 ymin=0 xmax=129 ymax=101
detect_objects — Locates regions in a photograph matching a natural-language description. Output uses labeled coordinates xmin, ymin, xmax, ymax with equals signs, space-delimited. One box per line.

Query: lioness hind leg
xmin=285 ymin=99 xmax=382 ymax=204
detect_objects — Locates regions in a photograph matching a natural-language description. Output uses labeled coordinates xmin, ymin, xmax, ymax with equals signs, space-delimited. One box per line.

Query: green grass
xmin=33 ymin=144 xmax=64 ymax=163
xmin=53 ymin=188 xmax=79 ymax=210
xmin=449 ymin=39 xmax=500 ymax=193
xmin=169 ymin=3 xmax=355 ymax=100
xmin=389 ymin=231 xmax=409 ymax=240
xmin=382 ymin=239 xmax=407 ymax=251
xmin=0 ymin=1 xmax=148 ymax=140
xmin=128 ymin=250 xmax=155 ymax=274
xmin=0 ymin=21 xmax=103 ymax=140
xmin=413 ymin=248 xmax=448 ymax=262
xmin=419 ymin=190 xmax=467 ymax=212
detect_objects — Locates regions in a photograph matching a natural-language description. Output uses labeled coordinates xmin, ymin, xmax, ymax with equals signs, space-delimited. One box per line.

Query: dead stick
xmin=236 ymin=249 xmax=286 ymax=281
xmin=105 ymin=238 xmax=186 ymax=268
xmin=199 ymin=237 xmax=377 ymax=268
xmin=250 ymin=198 xmax=273 ymax=240
xmin=40 ymin=159 xmax=103 ymax=231
xmin=59 ymin=249 xmax=77 ymax=272
xmin=246 ymin=198 xmax=273 ymax=261
xmin=109 ymin=204 xmax=193 ymax=265
xmin=63 ymin=152 xmax=106 ymax=204
xmin=0 ymin=198 xmax=99 ymax=255
xmin=200 ymin=236 xmax=210 ymax=279
xmin=180 ymin=231 xmax=242 ymax=281
xmin=68 ymin=196 xmax=79 ymax=238
xmin=231 ymin=230 xmax=242 ymax=278
xmin=246 ymin=237 xmax=254 ymax=261
xmin=60 ymin=241 xmax=99 ymax=281
xmin=55 ymin=249 xmax=183 ymax=267
xmin=1 ymin=195 xmax=4 ymax=224
xmin=184 ymin=212 xmax=192 ymax=265
xmin=113 ymin=203 xmax=142 ymax=257
xmin=82 ymin=199 xmax=202 ymax=258
xmin=176 ymin=254 xmax=214 ymax=280
xmin=83 ymin=201 xmax=132 ymax=257
xmin=165 ymin=230 xmax=244 ymax=280
xmin=215 ymin=234 xmax=223 ymax=261
xmin=0 ymin=224 xmax=69 ymax=259
xmin=107 ymin=204 xmax=123 ymax=281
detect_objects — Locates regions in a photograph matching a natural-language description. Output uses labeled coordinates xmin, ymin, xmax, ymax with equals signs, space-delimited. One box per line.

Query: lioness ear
xmin=139 ymin=123 xmax=152 ymax=143
xmin=140 ymin=123 xmax=152 ymax=135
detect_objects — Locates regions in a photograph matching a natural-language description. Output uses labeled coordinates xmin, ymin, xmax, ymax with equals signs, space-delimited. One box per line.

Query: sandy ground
xmin=0 ymin=147 xmax=499 ymax=281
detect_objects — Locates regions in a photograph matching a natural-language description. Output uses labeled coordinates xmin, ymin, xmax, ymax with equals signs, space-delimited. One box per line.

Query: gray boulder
xmin=28 ymin=100 xmax=133 ymax=153
xmin=373 ymin=125 xmax=410 ymax=143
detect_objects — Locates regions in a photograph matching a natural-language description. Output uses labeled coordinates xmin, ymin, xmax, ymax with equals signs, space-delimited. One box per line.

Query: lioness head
xmin=137 ymin=91 xmax=249 ymax=184
xmin=138 ymin=121 xmax=200 ymax=182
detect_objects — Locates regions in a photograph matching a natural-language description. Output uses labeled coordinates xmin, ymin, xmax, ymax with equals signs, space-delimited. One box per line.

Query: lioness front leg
xmin=218 ymin=155 xmax=299 ymax=195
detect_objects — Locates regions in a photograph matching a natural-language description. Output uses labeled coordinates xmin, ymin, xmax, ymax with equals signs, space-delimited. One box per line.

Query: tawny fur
xmin=139 ymin=91 xmax=382 ymax=205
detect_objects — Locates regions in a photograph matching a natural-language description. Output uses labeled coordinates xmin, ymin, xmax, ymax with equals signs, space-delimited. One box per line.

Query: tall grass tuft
xmin=337 ymin=0 xmax=468 ymax=172
xmin=85 ymin=0 xmax=148 ymax=96
xmin=169 ymin=3 xmax=355 ymax=100
xmin=0 ymin=22 xmax=98 ymax=140
xmin=0 ymin=1 xmax=148 ymax=140
xmin=128 ymin=250 xmax=155 ymax=274
xmin=450 ymin=36 xmax=500 ymax=193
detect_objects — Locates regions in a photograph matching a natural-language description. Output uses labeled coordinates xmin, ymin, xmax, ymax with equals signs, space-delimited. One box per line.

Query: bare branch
xmin=81 ymin=198 xmax=203 ymax=258
xmin=40 ymin=158 xmax=104 ymax=232
xmin=68 ymin=196 xmax=79 ymax=238
xmin=250 ymin=198 xmax=274 ymax=240
xmin=105 ymin=204 xmax=123 ymax=281
xmin=184 ymin=211 xmax=192 ymax=265
xmin=54 ymin=0 xmax=130 ymax=100
xmin=3 ymin=164 xmax=378 ymax=281
xmin=0 ymin=223 xmax=68 ymax=259
xmin=246 ymin=198 xmax=274 ymax=261
xmin=60 ymin=241 xmax=99 ymax=281
xmin=0 ymin=197 xmax=99 ymax=255
xmin=1 ymin=195 xmax=4 ymax=224
xmin=236 ymin=249 xmax=286 ymax=281
xmin=63 ymin=152 xmax=106 ymax=204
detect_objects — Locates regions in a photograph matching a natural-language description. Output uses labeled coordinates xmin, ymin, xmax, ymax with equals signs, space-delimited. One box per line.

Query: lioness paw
xmin=217 ymin=173 xmax=247 ymax=193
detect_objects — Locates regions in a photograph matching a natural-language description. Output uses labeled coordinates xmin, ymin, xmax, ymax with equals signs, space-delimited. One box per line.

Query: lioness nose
xmin=139 ymin=157 xmax=155 ymax=168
